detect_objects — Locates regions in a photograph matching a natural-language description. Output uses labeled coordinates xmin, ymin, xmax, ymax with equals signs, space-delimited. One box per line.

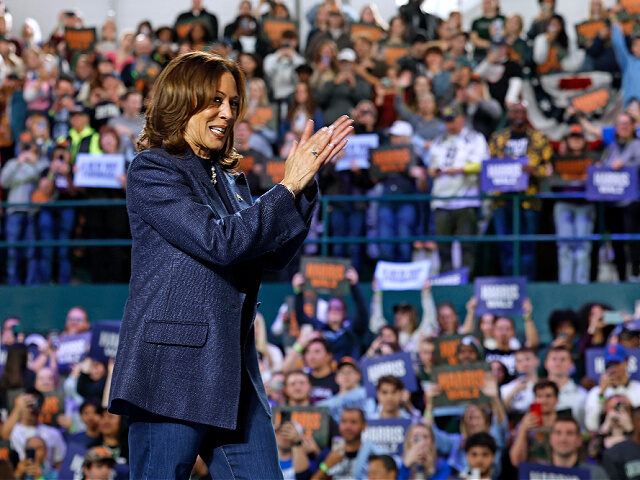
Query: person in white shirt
xmin=500 ymin=347 xmax=539 ymax=413
xmin=544 ymin=346 xmax=587 ymax=429
xmin=8 ymin=388 xmax=66 ymax=469
xmin=263 ymin=30 xmax=305 ymax=103
xmin=585 ymin=344 xmax=640 ymax=433
xmin=428 ymin=103 xmax=489 ymax=274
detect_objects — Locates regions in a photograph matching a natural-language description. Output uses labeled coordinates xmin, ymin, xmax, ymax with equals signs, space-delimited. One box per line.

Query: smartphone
xmin=26 ymin=447 xmax=35 ymax=460
xmin=332 ymin=436 xmax=345 ymax=454
xmin=530 ymin=402 xmax=542 ymax=426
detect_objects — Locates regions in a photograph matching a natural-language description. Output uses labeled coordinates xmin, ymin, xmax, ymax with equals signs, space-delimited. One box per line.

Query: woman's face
xmin=361 ymin=6 xmax=374 ymax=24
xmin=191 ymin=23 xmax=206 ymax=42
xmin=506 ymin=15 xmax=522 ymax=36
xmin=319 ymin=44 xmax=334 ymax=58
xmin=184 ymin=72 xmax=239 ymax=157
xmin=121 ymin=32 xmax=135 ymax=51
xmin=414 ymin=76 xmax=430 ymax=96
xmin=35 ymin=368 xmax=56 ymax=392
xmin=417 ymin=342 xmax=434 ymax=368
xmin=100 ymin=132 xmax=119 ymax=154
xmin=616 ymin=114 xmax=634 ymax=138
xmin=390 ymin=18 xmax=405 ymax=37
xmin=238 ymin=54 xmax=256 ymax=76
xmin=410 ymin=425 xmax=431 ymax=448
xmin=418 ymin=96 xmax=435 ymax=116
xmin=248 ymin=80 xmax=263 ymax=101
xmin=479 ymin=314 xmax=495 ymax=337
xmin=464 ymin=405 xmax=487 ymax=435
xmin=100 ymin=411 xmax=120 ymax=437
xmin=294 ymin=82 xmax=309 ymax=103
xmin=548 ymin=18 xmax=562 ymax=35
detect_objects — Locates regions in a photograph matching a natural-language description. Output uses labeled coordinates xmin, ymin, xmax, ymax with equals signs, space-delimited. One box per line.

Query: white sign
xmin=74 ymin=153 xmax=125 ymax=189
xmin=334 ymin=134 xmax=378 ymax=172
xmin=374 ymin=260 xmax=431 ymax=291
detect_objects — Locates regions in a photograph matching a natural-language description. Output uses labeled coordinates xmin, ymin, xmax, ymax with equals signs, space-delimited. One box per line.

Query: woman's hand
xmin=281 ymin=116 xmax=353 ymax=195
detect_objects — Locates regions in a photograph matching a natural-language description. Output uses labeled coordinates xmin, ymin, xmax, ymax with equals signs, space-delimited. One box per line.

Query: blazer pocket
xmin=143 ymin=321 xmax=208 ymax=348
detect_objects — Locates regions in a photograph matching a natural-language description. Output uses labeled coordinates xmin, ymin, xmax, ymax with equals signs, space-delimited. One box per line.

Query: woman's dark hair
xmin=155 ymin=26 xmax=175 ymax=43
xmin=576 ymin=302 xmax=614 ymax=338
xmin=138 ymin=51 xmax=246 ymax=169
xmin=237 ymin=52 xmax=265 ymax=79
xmin=465 ymin=432 xmax=497 ymax=454
xmin=91 ymin=413 xmax=129 ymax=461
xmin=187 ymin=22 xmax=213 ymax=45
xmin=368 ymin=454 xmax=398 ymax=474
xmin=99 ymin=124 xmax=121 ymax=152
xmin=135 ymin=20 xmax=154 ymax=38
xmin=548 ymin=309 xmax=579 ymax=337
xmin=0 ymin=345 xmax=29 ymax=391
xmin=550 ymin=14 xmax=568 ymax=50
xmin=287 ymin=82 xmax=318 ymax=123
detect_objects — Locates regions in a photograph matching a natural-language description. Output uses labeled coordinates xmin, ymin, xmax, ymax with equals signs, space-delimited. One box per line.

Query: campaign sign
xmin=361 ymin=352 xmax=418 ymax=398
xmin=57 ymin=332 xmax=91 ymax=373
xmin=586 ymin=166 xmax=639 ymax=201
xmin=340 ymin=133 xmax=379 ymax=166
xmin=350 ymin=23 xmax=385 ymax=42
xmin=518 ymin=462 xmax=590 ymax=480
xmin=300 ymin=256 xmax=351 ymax=296
xmin=432 ymin=334 xmax=481 ymax=366
xmin=474 ymin=276 xmax=526 ymax=317
xmin=334 ymin=133 xmax=378 ymax=172
xmin=0 ymin=440 xmax=11 ymax=462
xmin=480 ymin=157 xmax=529 ymax=193
xmin=65 ymin=28 xmax=96 ymax=52
xmin=374 ymin=260 xmax=430 ymax=291
xmin=74 ymin=153 xmax=126 ymax=189
xmin=429 ymin=267 xmax=469 ymax=286
xmin=570 ymin=88 xmax=610 ymax=115
xmin=38 ymin=391 xmax=65 ymax=427
xmin=273 ymin=406 xmax=331 ymax=448
xmin=552 ymin=155 xmax=594 ymax=182
xmin=262 ymin=18 xmax=298 ymax=46
xmin=369 ymin=146 xmax=414 ymax=180
xmin=363 ymin=418 xmax=411 ymax=456
xmin=260 ymin=158 xmax=287 ymax=189
xmin=59 ymin=441 xmax=88 ymax=480
xmin=382 ymin=44 xmax=410 ymax=66
xmin=585 ymin=347 xmax=640 ymax=381
xmin=89 ymin=320 xmax=121 ymax=362
xmin=575 ymin=20 xmax=607 ymax=43
xmin=431 ymin=362 xmax=491 ymax=407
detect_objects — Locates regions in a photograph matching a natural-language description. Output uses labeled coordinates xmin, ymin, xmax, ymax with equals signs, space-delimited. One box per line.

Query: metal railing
xmin=1 ymin=192 xmax=638 ymax=276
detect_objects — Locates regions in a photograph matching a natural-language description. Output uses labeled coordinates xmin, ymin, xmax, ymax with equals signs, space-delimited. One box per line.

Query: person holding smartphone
xmin=13 ymin=436 xmax=53 ymax=480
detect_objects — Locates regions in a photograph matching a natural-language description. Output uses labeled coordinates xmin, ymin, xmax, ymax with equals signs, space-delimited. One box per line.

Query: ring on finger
xmin=311 ymin=150 xmax=319 ymax=157
xmin=328 ymin=143 xmax=334 ymax=148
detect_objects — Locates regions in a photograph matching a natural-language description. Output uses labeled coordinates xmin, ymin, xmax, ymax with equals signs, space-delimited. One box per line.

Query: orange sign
xmin=263 ymin=18 xmax=298 ymax=44
xmin=351 ymin=23 xmax=384 ymax=42
xmin=300 ymin=256 xmax=351 ymax=296
xmin=570 ymin=89 xmax=609 ymax=114
xmin=553 ymin=156 xmax=594 ymax=181
xmin=575 ymin=21 xmax=606 ymax=41
xmin=65 ymin=28 xmax=96 ymax=52
xmin=237 ymin=155 xmax=255 ymax=174
xmin=382 ymin=45 xmax=410 ymax=66
xmin=622 ymin=0 xmax=640 ymax=14
xmin=432 ymin=362 xmax=491 ymax=406
xmin=370 ymin=146 xmax=412 ymax=178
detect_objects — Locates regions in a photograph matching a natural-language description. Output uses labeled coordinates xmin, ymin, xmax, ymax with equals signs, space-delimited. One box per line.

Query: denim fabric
xmin=492 ymin=205 xmax=539 ymax=280
xmin=5 ymin=212 xmax=38 ymax=285
xmin=553 ymin=202 xmax=595 ymax=284
xmin=38 ymin=208 xmax=75 ymax=284
xmin=378 ymin=203 xmax=417 ymax=262
xmin=330 ymin=205 xmax=365 ymax=271
xmin=127 ymin=380 xmax=282 ymax=480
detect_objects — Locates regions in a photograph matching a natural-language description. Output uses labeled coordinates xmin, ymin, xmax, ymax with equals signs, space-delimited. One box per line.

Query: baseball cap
xmin=337 ymin=48 xmax=356 ymax=62
xmin=83 ymin=446 xmax=116 ymax=467
xmin=70 ymin=102 xmax=90 ymax=116
xmin=337 ymin=356 xmax=361 ymax=373
xmin=457 ymin=335 xmax=484 ymax=357
xmin=441 ymin=103 xmax=464 ymax=122
xmin=604 ymin=344 xmax=628 ymax=367
xmin=568 ymin=124 xmax=584 ymax=137
xmin=388 ymin=120 xmax=413 ymax=137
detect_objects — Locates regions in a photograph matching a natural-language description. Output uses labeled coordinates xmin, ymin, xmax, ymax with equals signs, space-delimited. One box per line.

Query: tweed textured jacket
xmin=108 ymin=148 xmax=316 ymax=429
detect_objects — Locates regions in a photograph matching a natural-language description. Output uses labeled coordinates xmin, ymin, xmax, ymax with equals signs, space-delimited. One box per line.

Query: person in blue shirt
xmin=399 ymin=423 xmax=451 ymax=480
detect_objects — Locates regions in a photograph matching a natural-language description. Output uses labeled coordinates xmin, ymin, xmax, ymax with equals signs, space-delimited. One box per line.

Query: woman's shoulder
xmin=130 ymin=148 xmax=184 ymax=171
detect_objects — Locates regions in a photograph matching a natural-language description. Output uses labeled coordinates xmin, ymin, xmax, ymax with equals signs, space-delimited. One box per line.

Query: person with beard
xmin=488 ymin=102 xmax=553 ymax=279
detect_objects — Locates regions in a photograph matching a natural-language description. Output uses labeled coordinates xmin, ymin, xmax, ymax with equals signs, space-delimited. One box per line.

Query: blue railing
xmin=1 ymin=192 xmax=638 ymax=276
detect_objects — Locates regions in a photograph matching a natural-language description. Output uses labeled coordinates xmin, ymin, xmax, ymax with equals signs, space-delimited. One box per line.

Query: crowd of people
xmin=0 ymin=0 xmax=638 ymax=285
xmin=0 ymin=271 xmax=639 ymax=479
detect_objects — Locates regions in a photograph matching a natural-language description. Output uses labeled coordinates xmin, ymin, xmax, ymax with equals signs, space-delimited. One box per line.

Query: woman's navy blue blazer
xmin=108 ymin=148 xmax=316 ymax=429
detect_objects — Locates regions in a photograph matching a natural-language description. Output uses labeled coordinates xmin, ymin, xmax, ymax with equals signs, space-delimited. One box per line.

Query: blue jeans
xmin=5 ymin=212 xmax=37 ymax=285
xmin=127 ymin=381 xmax=282 ymax=480
xmin=38 ymin=208 xmax=75 ymax=284
xmin=492 ymin=205 xmax=539 ymax=280
xmin=378 ymin=203 xmax=417 ymax=262
xmin=553 ymin=202 xmax=595 ymax=284
xmin=330 ymin=205 xmax=365 ymax=271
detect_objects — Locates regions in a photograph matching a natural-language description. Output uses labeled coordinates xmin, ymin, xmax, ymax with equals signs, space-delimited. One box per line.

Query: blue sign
xmin=430 ymin=267 xmax=470 ymax=286
xmin=363 ymin=418 xmax=412 ymax=456
xmin=585 ymin=347 xmax=640 ymax=381
xmin=361 ymin=352 xmax=418 ymax=398
xmin=57 ymin=332 xmax=91 ymax=374
xmin=474 ymin=276 xmax=527 ymax=316
xmin=518 ymin=462 xmax=590 ymax=480
xmin=480 ymin=157 xmax=529 ymax=193
xmin=89 ymin=321 xmax=121 ymax=362
xmin=59 ymin=441 xmax=87 ymax=480
xmin=586 ymin=165 xmax=639 ymax=201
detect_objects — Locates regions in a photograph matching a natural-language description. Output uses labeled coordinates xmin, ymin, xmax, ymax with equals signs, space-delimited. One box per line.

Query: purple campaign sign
xmin=430 ymin=267 xmax=469 ymax=286
xmin=361 ymin=352 xmax=418 ymax=398
xmin=586 ymin=165 xmax=639 ymax=201
xmin=474 ymin=276 xmax=527 ymax=317
xmin=480 ymin=157 xmax=530 ymax=193
xmin=89 ymin=320 xmax=121 ymax=362
xmin=363 ymin=418 xmax=412 ymax=456
xmin=585 ymin=347 xmax=640 ymax=381
xmin=57 ymin=332 xmax=92 ymax=374
xmin=518 ymin=462 xmax=590 ymax=480
xmin=59 ymin=441 xmax=87 ymax=480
